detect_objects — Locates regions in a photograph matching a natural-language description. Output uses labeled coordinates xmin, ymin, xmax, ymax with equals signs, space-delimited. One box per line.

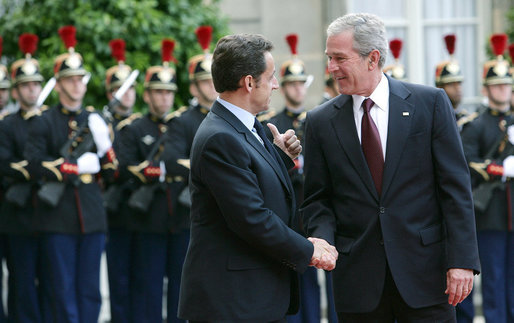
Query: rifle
xmin=472 ymin=119 xmax=514 ymax=212
xmin=128 ymin=135 xmax=167 ymax=213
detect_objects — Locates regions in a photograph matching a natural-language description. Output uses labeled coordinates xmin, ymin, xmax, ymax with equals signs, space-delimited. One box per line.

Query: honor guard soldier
xmin=103 ymin=38 xmax=140 ymax=323
xmin=0 ymin=33 xmax=49 ymax=323
xmin=383 ymin=38 xmax=406 ymax=81
xmin=461 ymin=33 xmax=514 ymax=323
xmin=321 ymin=65 xmax=339 ymax=104
xmin=118 ymin=39 xmax=179 ymax=323
xmin=23 ymin=25 xmax=115 ymax=323
xmin=435 ymin=34 xmax=477 ymax=132
xmin=162 ymin=25 xmax=217 ymax=323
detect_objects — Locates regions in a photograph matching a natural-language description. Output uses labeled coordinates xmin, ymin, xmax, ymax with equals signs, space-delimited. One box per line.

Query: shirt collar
xmin=217 ymin=98 xmax=255 ymax=131
xmin=352 ymin=73 xmax=389 ymax=111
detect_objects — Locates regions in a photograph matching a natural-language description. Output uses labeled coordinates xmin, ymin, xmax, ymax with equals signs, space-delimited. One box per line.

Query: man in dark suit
xmin=301 ymin=13 xmax=480 ymax=322
xmin=178 ymin=33 xmax=337 ymax=322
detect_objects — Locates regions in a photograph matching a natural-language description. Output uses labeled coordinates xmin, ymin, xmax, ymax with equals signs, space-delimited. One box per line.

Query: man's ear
xmin=242 ymin=75 xmax=253 ymax=92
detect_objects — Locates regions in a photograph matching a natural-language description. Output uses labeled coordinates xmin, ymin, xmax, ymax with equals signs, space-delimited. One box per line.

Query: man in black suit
xmin=178 ymin=33 xmax=337 ymax=322
xmin=301 ymin=13 xmax=480 ymax=322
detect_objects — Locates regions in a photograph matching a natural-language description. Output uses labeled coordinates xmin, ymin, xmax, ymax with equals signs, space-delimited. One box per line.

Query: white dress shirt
xmin=352 ymin=73 xmax=390 ymax=160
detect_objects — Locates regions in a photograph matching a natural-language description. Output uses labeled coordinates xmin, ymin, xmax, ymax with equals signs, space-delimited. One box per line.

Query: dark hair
xmin=211 ymin=34 xmax=273 ymax=93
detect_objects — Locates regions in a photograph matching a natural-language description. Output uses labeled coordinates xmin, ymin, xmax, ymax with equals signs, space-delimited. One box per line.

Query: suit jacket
xmin=301 ymin=75 xmax=480 ymax=312
xmin=178 ymin=101 xmax=313 ymax=321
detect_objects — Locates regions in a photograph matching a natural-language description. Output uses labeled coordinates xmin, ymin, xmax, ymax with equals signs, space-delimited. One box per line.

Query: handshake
xmin=308 ymin=237 xmax=338 ymax=271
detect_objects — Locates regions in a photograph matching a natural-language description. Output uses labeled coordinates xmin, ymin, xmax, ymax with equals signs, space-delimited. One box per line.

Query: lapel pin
xmin=402 ymin=112 xmax=409 ymax=116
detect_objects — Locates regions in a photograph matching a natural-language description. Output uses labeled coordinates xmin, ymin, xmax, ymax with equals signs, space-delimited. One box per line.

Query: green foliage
xmin=0 ymin=0 xmax=230 ymax=112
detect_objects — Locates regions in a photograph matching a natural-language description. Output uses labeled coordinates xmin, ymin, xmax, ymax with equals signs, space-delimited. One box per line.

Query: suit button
xmin=379 ymin=239 xmax=384 ymax=246
xmin=379 ymin=207 xmax=385 ymax=214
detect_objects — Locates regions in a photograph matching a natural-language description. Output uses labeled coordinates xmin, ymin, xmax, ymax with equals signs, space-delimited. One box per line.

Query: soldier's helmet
xmin=105 ymin=39 xmax=134 ymax=92
xmin=383 ymin=38 xmax=406 ymax=80
xmin=53 ymin=26 xmax=87 ymax=80
xmin=280 ymin=34 xmax=309 ymax=85
xmin=483 ymin=33 xmax=512 ymax=86
xmin=11 ymin=33 xmax=44 ymax=86
xmin=144 ymin=39 xmax=177 ymax=91
xmin=0 ymin=37 xmax=11 ymax=89
xmin=188 ymin=26 xmax=213 ymax=82
xmin=435 ymin=34 xmax=464 ymax=87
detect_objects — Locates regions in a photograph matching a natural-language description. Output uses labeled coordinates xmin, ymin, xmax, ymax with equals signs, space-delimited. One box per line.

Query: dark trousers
xmin=166 ymin=230 xmax=190 ymax=323
xmin=131 ymin=232 xmax=167 ymax=323
xmin=41 ymin=233 xmax=105 ymax=323
xmin=105 ymin=228 xmax=134 ymax=323
xmin=337 ymin=266 xmax=456 ymax=323
xmin=8 ymin=235 xmax=52 ymax=323
xmin=477 ymin=230 xmax=514 ymax=323
xmin=286 ymin=266 xmax=320 ymax=323
xmin=455 ymin=290 xmax=474 ymax=323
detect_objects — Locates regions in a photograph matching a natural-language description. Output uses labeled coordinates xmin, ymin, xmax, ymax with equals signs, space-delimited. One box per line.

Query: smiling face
xmin=326 ymin=31 xmax=375 ymax=96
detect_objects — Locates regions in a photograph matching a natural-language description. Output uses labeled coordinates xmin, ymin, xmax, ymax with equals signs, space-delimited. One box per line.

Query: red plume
xmin=389 ymin=39 xmax=402 ymax=59
xmin=161 ymin=39 xmax=176 ymax=63
xmin=0 ymin=37 xmax=3 ymax=59
xmin=286 ymin=34 xmax=298 ymax=55
xmin=19 ymin=33 xmax=39 ymax=56
xmin=109 ymin=39 xmax=126 ymax=63
xmin=509 ymin=43 xmax=514 ymax=63
xmin=444 ymin=34 xmax=456 ymax=55
xmin=491 ymin=33 xmax=508 ymax=57
xmin=58 ymin=25 xmax=77 ymax=49
xmin=195 ymin=26 xmax=213 ymax=52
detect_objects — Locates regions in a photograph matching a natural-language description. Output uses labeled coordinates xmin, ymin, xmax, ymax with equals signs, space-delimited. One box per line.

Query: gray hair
xmin=327 ymin=13 xmax=388 ymax=68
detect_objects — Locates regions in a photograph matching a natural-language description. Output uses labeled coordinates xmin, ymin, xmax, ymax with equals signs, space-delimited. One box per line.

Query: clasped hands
xmin=308 ymin=237 xmax=338 ymax=271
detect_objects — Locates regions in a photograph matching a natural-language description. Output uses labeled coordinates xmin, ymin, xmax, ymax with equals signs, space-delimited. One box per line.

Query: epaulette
xmin=0 ymin=110 xmax=11 ymax=121
xmin=23 ymin=109 xmax=42 ymax=120
xmin=257 ymin=109 xmax=276 ymax=122
xmin=457 ymin=111 xmax=479 ymax=129
xmin=164 ymin=106 xmax=188 ymax=123
xmin=40 ymin=105 xmax=50 ymax=113
xmin=116 ymin=112 xmax=142 ymax=131
xmin=85 ymin=105 xmax=96 ymax=113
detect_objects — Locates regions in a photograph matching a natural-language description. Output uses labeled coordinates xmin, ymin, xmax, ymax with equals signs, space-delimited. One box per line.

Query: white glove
xmin=77 ymin=152 xmax=101 ymax=174
xmin=503 ymin=155 xmax=514 ymax=178
xmin=88 ymin=113 xmax=112 ymax=157
xmin=159 ymin=160 xmax=166 ymax=183
xmin=508 ymin=125 xmax=514 ymax=145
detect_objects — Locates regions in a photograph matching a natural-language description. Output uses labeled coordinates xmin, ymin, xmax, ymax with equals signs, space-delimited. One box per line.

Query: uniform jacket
xmin=301 ymin=75 xmax=480 ymax=312
xmin=24 ymin=104 xmax=107 ymax=234
xmin=461 ymin=108 xmax=514 ymax=231
xmin=178 ymin=101 xmax=313 ymax=321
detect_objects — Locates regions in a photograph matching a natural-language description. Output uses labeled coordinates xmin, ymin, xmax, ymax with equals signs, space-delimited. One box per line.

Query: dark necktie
xmin=253 ymin=118 xmax=275 ymax=156
xmin=361 ymin=98 xmax=384 ymax=195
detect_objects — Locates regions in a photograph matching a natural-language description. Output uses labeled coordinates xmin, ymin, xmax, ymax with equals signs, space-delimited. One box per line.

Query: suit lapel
xmin=330 ymin=96 xmax=378 ymax=200
xmin=211 ymin=102 xmax=293 ymax=196
xmin=381 ymin=78 xmax=414 ymax=198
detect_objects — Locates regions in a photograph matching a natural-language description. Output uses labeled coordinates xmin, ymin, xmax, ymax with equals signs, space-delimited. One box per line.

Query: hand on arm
xmin=267 ymin=123 xmax=302 ymax=160
xmin=445 ymin=268 xmax=474 ymax=306
xmin=308 ymin=237 xmax=338 ymax=271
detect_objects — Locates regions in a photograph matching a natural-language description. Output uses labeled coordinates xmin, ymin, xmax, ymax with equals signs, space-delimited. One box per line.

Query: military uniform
xmin=460 ymin=33 xmax=514 ymax=323
xmin=0 ymin=33 xmax=51 ymax=323
xmin=99 ymin=38 xmax=142 ymax=323
xmin=161 ymin=26 xmax=215 ymax=322
xmin=24 ymin=26 xmax=115 ymax=323
xmin=116 ymin=39 xmax=179 ymax=322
